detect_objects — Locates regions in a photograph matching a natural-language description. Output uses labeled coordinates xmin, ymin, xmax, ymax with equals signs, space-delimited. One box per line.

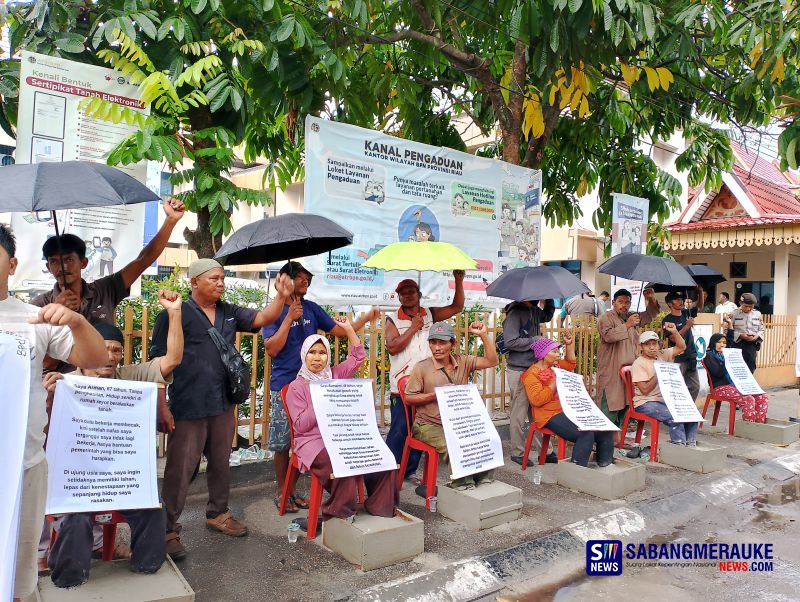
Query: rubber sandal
xmin=274 ymin=496 xmax=298 ymax=513
xmin=291 ymin=494 xmax=310 ymax=509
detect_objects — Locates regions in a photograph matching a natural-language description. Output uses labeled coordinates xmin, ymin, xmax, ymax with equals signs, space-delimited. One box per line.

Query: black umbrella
xmin=647 ymin=264 xmax=726 ymax=293
xmin=598 ymin=254 xmax=697 ymax=288
xmin=0 ymin=161 xmax=159 ymax=211
xmin=486 ymin=266 xmax=591 ymax=302
xmin=214 ymin=213 xmax=353 ymax=266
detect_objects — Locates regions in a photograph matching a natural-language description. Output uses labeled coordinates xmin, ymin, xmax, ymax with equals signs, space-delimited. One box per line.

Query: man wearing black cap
xmin=661 ymin=290 xmax=700 ymax=400
xmin=262 ymin=261 xmax=379 ymax=512
xmin=730 ymin=292 xmax=764 ymax=373
xmin=43 ymin=290 xmax=183 ymax=587
xmin=384 ymin=272 xmax=465 ymax=483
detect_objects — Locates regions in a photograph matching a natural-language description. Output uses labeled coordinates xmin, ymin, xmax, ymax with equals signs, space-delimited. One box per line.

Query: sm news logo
xmin=586 ymin=540 xmax=623 ymax=576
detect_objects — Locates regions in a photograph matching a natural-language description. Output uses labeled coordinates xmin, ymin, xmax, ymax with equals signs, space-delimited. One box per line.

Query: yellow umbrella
xmin=360 ymin=241 xmax=477 ymax=272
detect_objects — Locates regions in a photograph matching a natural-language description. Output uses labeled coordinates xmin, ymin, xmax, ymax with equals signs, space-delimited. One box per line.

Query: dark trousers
xmin=385 ymin=394 xmax=421 ymax=479
xmin=49 ymin=509 xmax=166 ymax=588
xmin=545 ymin=412 xmax=614 ymax=467
xmin=735 ymin=340 xmax=759 ymax=373
xmin=310 ymin=448 xmax=398 ymax=521
xmin=678 ymin=360 xmax=701 ymax=400
xmin=162 ymin=410 xmax=235 ymax=534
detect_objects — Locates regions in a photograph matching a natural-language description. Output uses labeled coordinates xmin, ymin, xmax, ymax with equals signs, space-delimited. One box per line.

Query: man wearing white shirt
xmin=715 ymin=292 xmax=737 ymax=314
xmin=0 ymin=225 xmax=106 ymax=602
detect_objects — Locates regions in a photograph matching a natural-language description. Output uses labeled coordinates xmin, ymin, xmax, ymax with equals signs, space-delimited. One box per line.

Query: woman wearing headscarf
xmin=284 ymin=316 xmax=398 ymax=521
xmin=521 ymin=334 xmax=615 ymax=467
xmin=703 ymin=333 xmax=768 ymax=423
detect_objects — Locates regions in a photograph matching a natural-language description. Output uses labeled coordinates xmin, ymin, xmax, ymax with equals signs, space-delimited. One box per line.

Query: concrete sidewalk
xmin=169 ymin=387 xmax=800 ymax=602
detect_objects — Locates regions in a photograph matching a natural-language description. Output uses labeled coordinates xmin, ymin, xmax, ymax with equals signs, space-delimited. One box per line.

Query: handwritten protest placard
xmin=436 ymin=384 xmax=504 ymax=480
xmin=46 ymin=375 xmax=159 ymax=514
xmin=654 ymin=362 xmax=705 ymax=423
xmin=554 ymin=369 xmax=619 ymax=431
xmin=0 ymin=333 xmax=31 ymax=602
xmin=722 ymin=348 xmax=765 ymax=395
xmin=310 ymin=379 xmax=396 ymax=478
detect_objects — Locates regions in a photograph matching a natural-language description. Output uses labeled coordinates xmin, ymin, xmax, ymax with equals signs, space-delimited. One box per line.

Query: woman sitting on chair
xmin=703 ymin=333 xmax=768 ymax=423
xmin=522 ymin=333 xmax=615 ymax=467
xmin=285 ymin=316 xmax=398 ymax=521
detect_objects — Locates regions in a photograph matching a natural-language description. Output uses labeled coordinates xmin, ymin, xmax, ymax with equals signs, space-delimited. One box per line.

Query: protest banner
xmin=303 ymin=116 xmax=542 ymax=308
xmin=554 ymin=369 xmax=619 ymax=431
xmin=722 ymin=348 xmax=765 ymax=395
xmin=0 ymin=334 xmax=31 ymax=602
xmin=46 ymin=375 xmax=159 ymax=514
xmin=435 ymin=384 xmax=504 ymax=479
xmin=10 ymin=51 xmax=153 ymax=291
xmin=609 ymin=193 xmax=649 ymax=311
xmin=654 ymin=362 xmax=705 ymax=423
xmin=309 ymin=379 xmax=396 ymax=478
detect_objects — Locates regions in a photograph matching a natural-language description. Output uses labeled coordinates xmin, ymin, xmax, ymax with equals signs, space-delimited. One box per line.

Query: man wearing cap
xmin=631 ymin=324 xmax=698 ymax=446
xmin=503 ymin=298 xmax=556 ymax=466
xmin=596 ymin=288 xmax=659 ymax=438
xmin=262 ymin=261 xmax=379 ymax=513
xmin=384 ymin=272 xmax=465 ymax=483
xmin=661 ymin=291 xmax=700 ymax=400
xmin=730 ymin=292 xmax=764 ymax=373
xmin=152 ymin=259 xmax=292 ymax=559
xmin=42 ymin=290 xmax=183 ymax=587
xmin=404 ymin=320 xmax=498 ymax=489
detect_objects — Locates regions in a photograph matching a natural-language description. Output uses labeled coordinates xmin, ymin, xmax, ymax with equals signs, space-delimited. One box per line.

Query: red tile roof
xmin=669 ymin=215 xmax=800 ymax=232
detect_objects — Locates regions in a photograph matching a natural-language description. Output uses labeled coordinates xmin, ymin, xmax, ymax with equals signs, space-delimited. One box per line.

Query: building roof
xmin=668 ymin=141 xmax=800 ymax=232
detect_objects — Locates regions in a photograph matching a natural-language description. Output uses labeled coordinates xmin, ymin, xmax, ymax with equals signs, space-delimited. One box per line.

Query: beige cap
xmin=639 ymin=330 xmax=660 ymax=344
xmin=188 ymin=258 xmax=223 ymax=278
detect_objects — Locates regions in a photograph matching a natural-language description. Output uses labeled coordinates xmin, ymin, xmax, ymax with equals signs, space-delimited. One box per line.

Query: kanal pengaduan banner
xmin=303 ymin=116 xmax=542 ymax=308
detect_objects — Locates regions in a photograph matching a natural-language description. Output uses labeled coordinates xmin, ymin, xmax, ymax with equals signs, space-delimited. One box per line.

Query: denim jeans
xmin=385 ymin=394 xmax=421 ymax=479
xmin=636 ymin=401 xmax=698 ymax=444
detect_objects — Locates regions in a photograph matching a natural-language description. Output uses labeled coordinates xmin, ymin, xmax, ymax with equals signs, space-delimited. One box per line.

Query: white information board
xmin=722 ymin=348 xmax=765 ymax=395
xmin=46 ymin=375 xmax=159 ymax=514
xmin=654 ymin=362 xmax=705 ymax=423
xmin=0 ymin=334 xmax=31 ymax=602
xmin=309 ymin=379 xmax=396 ymax=478
xmin=435 ymin=384 xmax=505 ymax=479
xmin=554 ymin=368 xmax=619 ymax=431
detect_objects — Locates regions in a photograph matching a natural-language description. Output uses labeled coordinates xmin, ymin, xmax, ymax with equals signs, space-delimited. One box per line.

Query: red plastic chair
xmin=48 ymin=511 xmax=126 ymax=561
xmin=277 ymin=384 xmax=364 ymax=539
xmin=521 ymin=421 xmax=567 ymax=470
xmin=700 ymin=358 xmax=736 ymax=435
xmin=396 ymin=375 xmax=439 ymax=511
xmin=618 ymin=365 xmax=661 ymax=463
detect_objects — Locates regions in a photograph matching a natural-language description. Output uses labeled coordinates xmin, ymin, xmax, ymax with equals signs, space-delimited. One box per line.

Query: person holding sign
xmin=661 ymin=291 xmax=700 ymax=402
xmin=285 ymin=317 xmax=398 ymax=521
xmin=522 ymin=335 xmax=615 ymax=467
xmin=703 ymin=333 xmax=768 ymax=423
xmin=42 ymin=290 xmax=183 ymax=587
xmin=404 ymin=321 xmax=499 ymax=490
xmin=631 ymin=326 xmax=699 ymax=445
xmin=0 ymin=225 xmax=107 ymax=602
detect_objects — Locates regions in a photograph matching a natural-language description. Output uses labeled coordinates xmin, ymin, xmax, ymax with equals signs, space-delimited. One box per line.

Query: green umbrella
xmin=361 ymin=241 xmax=477 ymax=272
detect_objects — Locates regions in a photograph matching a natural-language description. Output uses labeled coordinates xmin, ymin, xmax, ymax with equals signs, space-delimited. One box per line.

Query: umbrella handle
xmin=52 ymin=210 xmax=68 ymax=291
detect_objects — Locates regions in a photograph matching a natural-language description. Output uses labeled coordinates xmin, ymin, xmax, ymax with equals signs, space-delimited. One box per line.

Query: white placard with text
xmin=436 ymin=384 xmax=505 ymax=479
xmin=310 ymin=379 xmax=396 ymax=478
xmin=554 ymin=369 xmax=619 ymax=431
xmin=654 ymin=362 xmax=705 ymax=423
xmin=46 ymin=375 xmax=159 ymax=514
xmin=723 ymin=348 xmax=765 ymax=395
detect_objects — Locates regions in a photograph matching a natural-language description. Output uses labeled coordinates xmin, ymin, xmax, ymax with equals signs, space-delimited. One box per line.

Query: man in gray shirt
xmin=503 ymin=299 xmax=556 ymax=466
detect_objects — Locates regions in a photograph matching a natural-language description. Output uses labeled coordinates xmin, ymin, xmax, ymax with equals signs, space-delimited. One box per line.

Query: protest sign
xmin=0 ymin=334 xmax=31 ymax=602
xmin=435 ymin=384 xmax=504 ymax=479
xmin=309 ymin=379 xmax=396 ymax=478
xmin=554 ymin=369 xmax=619 ymax=431
xmin=46 ymin=375 xmax=159 ymax=514
xmin=303 ymin=116 xmax=542 ymax=308
xmin=654 ymin=362 xmax=705 ymax=423
xmin=10 ymin=51 xmax=152 ymax=291
xmin=722 ymin=348 xmax=765 ymax=395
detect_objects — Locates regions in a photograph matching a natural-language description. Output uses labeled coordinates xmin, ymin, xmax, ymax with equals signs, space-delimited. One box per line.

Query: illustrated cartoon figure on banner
xmin=399 ymin=206 xmax=440 ymax=243
xmin=364 ymin=179 xmax=385 ymax=204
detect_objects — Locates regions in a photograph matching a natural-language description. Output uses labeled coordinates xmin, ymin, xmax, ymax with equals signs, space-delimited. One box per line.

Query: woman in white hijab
xmin=284 ymin=316 xmax=398 ymax=522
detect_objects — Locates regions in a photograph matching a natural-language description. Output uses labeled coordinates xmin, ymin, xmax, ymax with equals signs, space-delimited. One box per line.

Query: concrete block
xmin=556 ymin=459 xmax=645 ymax=500
xmin=38 ymin=557 xmax=194 ymax=602
xmin=322 ymin=509 xmax=423 ymax=571
xmin=658 ymin=440 xmax=727 ymax=473
xmin=437 ymin=480 xmax=523 ymax=531
xmin=734 ymin=419 xmax=800 ymax=446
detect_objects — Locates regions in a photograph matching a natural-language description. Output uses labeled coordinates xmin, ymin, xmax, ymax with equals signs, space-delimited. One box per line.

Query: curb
xmin=345 ymin=451 xmax=800 ymax=602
